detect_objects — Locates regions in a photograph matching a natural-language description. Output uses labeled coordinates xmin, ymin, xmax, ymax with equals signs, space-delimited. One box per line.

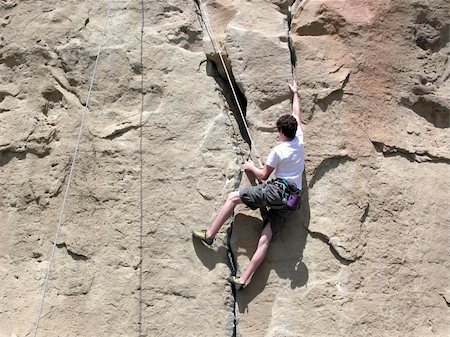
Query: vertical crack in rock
xmin=287 ymin=5 xmax=297 ymax=76
xmin=138 ymin=1 xmax=145 ymax=336
xmin=206 ymin=57 xmax=246 ymax=337
xmin=288 ymin=2 xmax=300 ymax=82
xmin=290 ymin=0 xmax=308 ymax=22
xmin=194 ymin=4 xmax=250 ymax=335
xmin=226 ymin=221 xmax=238 ymax=337
xmin=224 ymin=165 xmax=246 ymax=337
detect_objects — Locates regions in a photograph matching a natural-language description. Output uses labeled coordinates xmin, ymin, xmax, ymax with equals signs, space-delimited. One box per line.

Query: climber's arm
xmin=243 ymin=161 xmax=274 ymax=181
xmin=289 ymin=81 xmax=303 ymax=130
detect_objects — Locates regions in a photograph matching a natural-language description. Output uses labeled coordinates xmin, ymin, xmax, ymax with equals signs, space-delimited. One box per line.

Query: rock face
xmin=0 ymin=0 xmax=449 ymax=336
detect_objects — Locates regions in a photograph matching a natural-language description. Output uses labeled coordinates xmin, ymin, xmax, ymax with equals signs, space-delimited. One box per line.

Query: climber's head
xmin=276 ymin=115 xmax=297 ymax=140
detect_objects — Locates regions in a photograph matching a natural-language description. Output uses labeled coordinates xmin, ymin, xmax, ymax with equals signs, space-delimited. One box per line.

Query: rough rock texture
xmin=0 ymin=0 xmax=449 ymax=336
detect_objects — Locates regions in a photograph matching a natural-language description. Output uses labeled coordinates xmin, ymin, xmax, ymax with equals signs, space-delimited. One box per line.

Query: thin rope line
xmin=138 ymin=0 xmax=145 ymax=336
xmin=194 ymin=0 xmax=262 ymax=166
xmin=32 ymin=2 xmax=113 ymax=336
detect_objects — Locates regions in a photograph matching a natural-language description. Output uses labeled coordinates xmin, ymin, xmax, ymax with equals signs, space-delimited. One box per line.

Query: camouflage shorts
xmin=239 ymin=181 xmax=292 ymax=234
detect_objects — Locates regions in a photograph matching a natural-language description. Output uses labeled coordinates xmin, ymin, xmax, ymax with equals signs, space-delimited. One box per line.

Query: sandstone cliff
xmin=1 ymin=0 xmax=449 ymax=336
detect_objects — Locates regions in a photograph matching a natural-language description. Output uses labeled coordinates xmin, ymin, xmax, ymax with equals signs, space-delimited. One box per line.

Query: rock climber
xmin=192 ymin=80 xmax=305 ymax=290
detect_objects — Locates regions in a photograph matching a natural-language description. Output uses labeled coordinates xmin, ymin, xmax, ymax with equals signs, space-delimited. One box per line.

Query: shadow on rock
xmin=192 ymin=235 xmax=230 ymax=271
xmin=235 ymin=176 xmax=311 ymax=312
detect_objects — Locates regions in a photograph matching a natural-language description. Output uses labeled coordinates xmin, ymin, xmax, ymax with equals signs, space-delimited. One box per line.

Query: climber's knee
xmin=259 ymin=222 xmax=273 ymax=246
xmin=227 ymin=190 xmax=242 ymax=205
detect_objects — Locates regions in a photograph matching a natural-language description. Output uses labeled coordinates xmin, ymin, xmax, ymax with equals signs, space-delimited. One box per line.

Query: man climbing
xmin=192 ymin=81 xmax=305 ymax=290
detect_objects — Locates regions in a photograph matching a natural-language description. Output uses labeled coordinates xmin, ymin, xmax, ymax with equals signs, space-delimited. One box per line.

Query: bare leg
xmin=206 ymin=191 xmax=242 ymax=238
xmin=239 ymin=222 xmax=273 ymax=285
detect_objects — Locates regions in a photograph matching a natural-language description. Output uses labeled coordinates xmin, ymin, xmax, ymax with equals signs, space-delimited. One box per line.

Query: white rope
xmin=32 ymin=2 xmax=113 ymax=336
xmin=138 ymin=0 xmax=145 ymax=335
xmin=194 ymin=0 xmax=262 ymax=166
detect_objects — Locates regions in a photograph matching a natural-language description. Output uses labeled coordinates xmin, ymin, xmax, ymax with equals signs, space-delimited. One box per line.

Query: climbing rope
xmin=32 ymin=2 xmax=113 ymax=336
xmin=138 ymin=0 xmax=145 ymax=335
xmin=194 ymin=0 xmax=263 ymax=167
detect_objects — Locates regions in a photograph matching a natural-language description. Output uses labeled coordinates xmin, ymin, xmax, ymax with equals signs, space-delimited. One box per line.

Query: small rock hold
xmin=412 ymin=84 xmax=435 ymax=95
xmin=0 ymin=1 xmax=17 ymax=9
xmin=415 ymin=23 xmax=441 ymax=50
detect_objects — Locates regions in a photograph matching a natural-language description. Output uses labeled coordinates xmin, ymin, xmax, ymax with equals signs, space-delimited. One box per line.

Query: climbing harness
xmin=276 ymin=178 xmax=302 ymax=210
xmin=194 ymin=0 xmax=263 ymax=167
xmin=32 ymin=2 xmax=113 ymax=336
xmin=264 ymin=178 xmax=301 ymax=210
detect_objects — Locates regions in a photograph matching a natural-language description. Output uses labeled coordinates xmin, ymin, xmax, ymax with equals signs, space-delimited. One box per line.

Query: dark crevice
xmin=77 ymin=17 xmax=90 ymax=33
xmin=56 ymin=243 xmax=89 ymax=261
xmin=414 ymin=8 xmax=449 ymax=53
xmin=42 ymin=87 xmax=64 ymax=104
xmin=226 ymin=223 xmax=238 ymax=337
xmin=206 ymin=59 xmax=251 ymax=147
xmin=411 ymin=96 xmax=449 ymax=129
xmin=272 ymin=0 xmax=295 ymax=15
xmin=309 ymin=155 xmax=355 ymax=188
xmin=195 ymin=7 xmax=246 ymax=334
xmin=103 ymin=124 xmax=141 ymax=140
xmin=0 ymin=52 xmax=26 ymax=68
xmin=225 ymin=153 xmax=246 ymax=337
xmin=290 ymin=0 xmax=307 ymax=20
xmin=0 ymin=144 xmax=53 ymax=166
xmin=196 ymin=1 xmax=304 ymax=335
xmin=288 ymin=35 xmax=297 ymax=72
xmin=0 ymin=89 xmax=18 ymax=103
xmin=0 ymin=150 xmax=26 ymax=167
xmin=372 ymin=141 xmax=450 ymax=164
xmin=287 ymin=3 xmax=297 ymax=71
xmin=360 ymin=203 xmax=370 ymax=223
xmin=287 ymin=1 xmax=294 ymax=27
xmin=288 ymin=0 xmax=303 ymax=89
xmin=194 ymin=0 xmax=250 ymax=154
xmin=297 ymin=21 xmax=330 ymax=36
xmin=201 ymin=59 xmax=249 ymax=164
xmin=442 ymin=294 xmax=450 ymax=308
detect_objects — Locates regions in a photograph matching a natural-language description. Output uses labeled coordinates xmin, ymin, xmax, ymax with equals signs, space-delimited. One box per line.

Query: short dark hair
xmin=276 ymin=115 xmax=297 ymax=140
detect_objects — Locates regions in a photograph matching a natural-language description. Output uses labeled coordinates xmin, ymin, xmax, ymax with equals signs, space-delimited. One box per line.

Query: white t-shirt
xmin=266 ymin=128 xmax=305 ymax=190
